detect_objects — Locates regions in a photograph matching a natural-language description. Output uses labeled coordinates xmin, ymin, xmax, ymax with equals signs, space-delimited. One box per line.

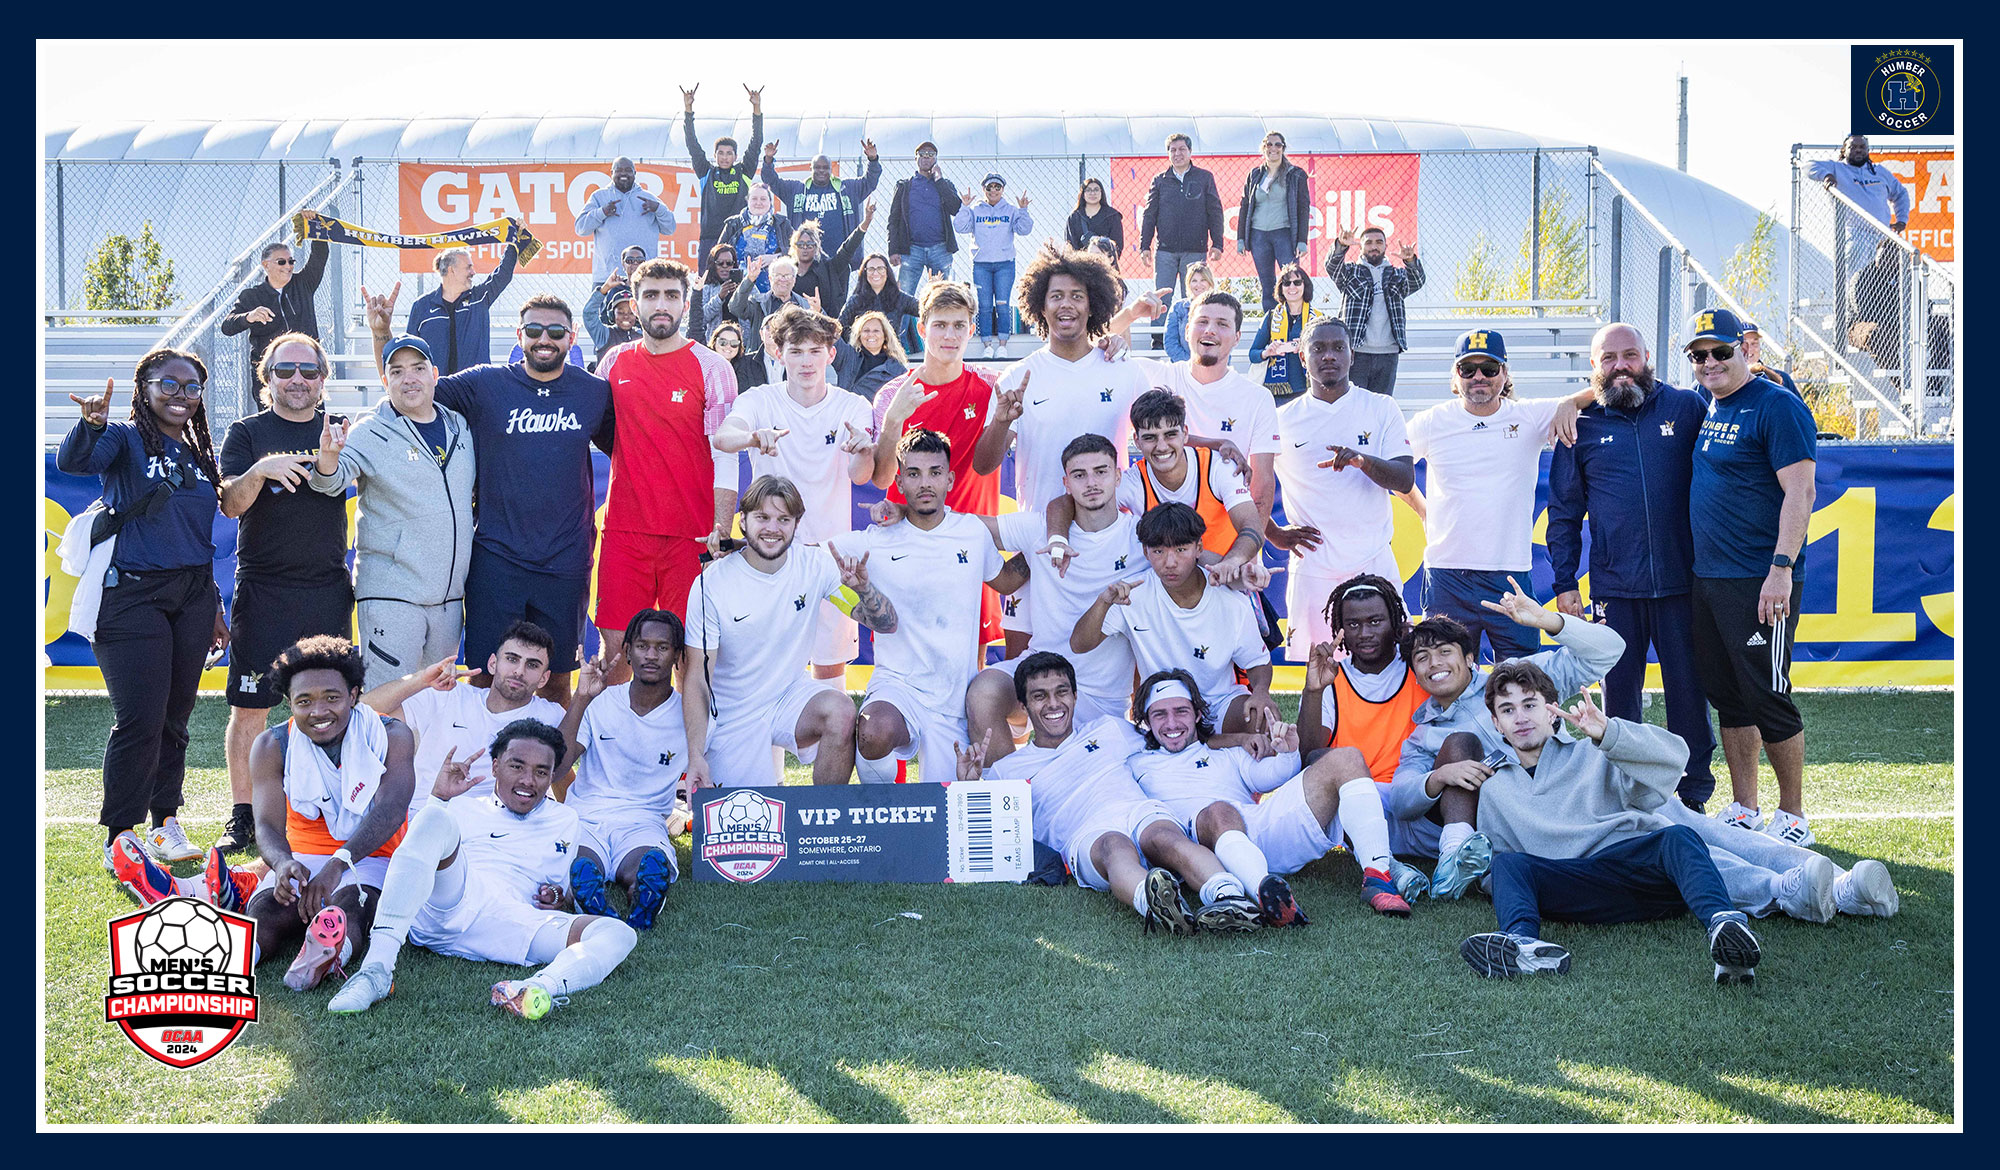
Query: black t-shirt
xmin=219 ymin=408 xmax=349 ymax=585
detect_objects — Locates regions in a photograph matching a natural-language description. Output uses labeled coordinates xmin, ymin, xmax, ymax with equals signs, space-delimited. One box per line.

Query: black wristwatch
xmin=1771 ymin=554 xmax=1794 ymax=569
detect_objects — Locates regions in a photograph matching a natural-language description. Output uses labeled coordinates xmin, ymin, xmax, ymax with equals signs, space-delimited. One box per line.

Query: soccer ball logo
xmin=718 ymin=790 xmax=777 ymax=834
xmin=134 ymin=898 xmax=233 ymax=973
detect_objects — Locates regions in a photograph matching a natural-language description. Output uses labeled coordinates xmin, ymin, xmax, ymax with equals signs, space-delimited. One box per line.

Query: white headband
xmin=1143 ymin=679 xmax=1194 ymax=711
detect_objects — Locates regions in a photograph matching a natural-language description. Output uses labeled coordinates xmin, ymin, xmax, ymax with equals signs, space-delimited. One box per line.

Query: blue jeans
xmin=899 ymin=244 xmax=952 ymax=296
xmin=1149 ymin=250 xmax=1205 ymax=342
xmin=972 ymin=260 xmax=1016 ymax=337
xmin=1423 ymin=567 xmax=1543 ymax=662
xmin=1247 ymin=228 xmax=1297 ymax=312
xmin=1491 ymin=826 xmax=1735 ymax=939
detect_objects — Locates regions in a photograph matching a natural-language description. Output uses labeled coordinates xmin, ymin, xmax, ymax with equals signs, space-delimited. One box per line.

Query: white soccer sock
xmin=529 ymin=917 xmax=637 ymax=998
xmin=1128 ymin=883 xmax=1150 ymax=917
xmin=1198 ymin=872 xmax=1246 ymax=905
xmin=855 ymin=748 xmax=900 ymax=785
xmin=174 ymin=874 xmax=207 ymax=898
xmin=362 ymin=803 xmax=460 ymax=974
xmin=1339 ymin=777 xmax=1395 ymax=871
xmin=1437 ymin=820 xmax=1474 ymax=859
xmin=1211 ymin=830 xmax=1270 ymax=891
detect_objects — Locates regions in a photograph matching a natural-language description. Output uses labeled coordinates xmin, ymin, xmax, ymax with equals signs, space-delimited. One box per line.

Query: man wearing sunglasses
xmin=221 ymin=239 xmax=331 ymax=400
xmin=214 ymin=334 xmax=355 ymax=855
xmin=1684 ymin=308 xmax=1819 ymax=848
xmin=1406 ymin=330 xmax=1586 ymax=662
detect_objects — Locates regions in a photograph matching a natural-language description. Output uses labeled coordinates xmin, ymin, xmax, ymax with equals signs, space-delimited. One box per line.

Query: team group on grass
xmin=61 ymin=129 xmax=1906 ymax=1022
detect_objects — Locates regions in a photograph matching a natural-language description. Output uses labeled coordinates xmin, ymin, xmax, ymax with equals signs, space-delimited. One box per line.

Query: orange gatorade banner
xmin=1104 ymin=153 xmax=1421 ymax=280
xmin=1871 ymin=150 xmax=1955 ymax=262
xmin=397 ymin=161 xmax=813 ymax=274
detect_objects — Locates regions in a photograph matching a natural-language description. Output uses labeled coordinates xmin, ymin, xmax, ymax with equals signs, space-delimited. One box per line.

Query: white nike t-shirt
xmin=1129 ymin=741 xmax=1298 ymax=823
xmin=1273 ymin=388 xmax=1411 ymax=578
xmin=1406 ymin=396 xmax=1564 ymax=571
xmin=567 ymin=684 xmax=708 ymax=820
xmin=400 ymin=685 xmax=568 ymax=817
xmin=1097 ymin=575 xmax=1269 ymax=704
xmin=1116 ymin=447 xmax=1253 ymax=516
xmin=994 ymin=348 xmax=1152 ymax=513
xmin=984 ymin=716 xmax=1149 ymax=856
xmin=1135 ymin=358 xmax=1283 ymax=456
xmin=722 ymin=384 xmax=875 ymax=543
xmin=688 ymin=546 xmax=846 ymax=712
xmin=443 ymin=793 xmax=581 ymax=906
xmin=830 ymin=510 xmax=1006 ymax=710
xmin=993 ymin=509 xmax=1146 ymax=704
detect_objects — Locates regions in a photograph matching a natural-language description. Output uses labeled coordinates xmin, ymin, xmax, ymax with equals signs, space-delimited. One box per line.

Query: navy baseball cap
xmin=1738 ymin=318 xmax=1764 ymax=334
xmin=1688 ymin=308 xmax=1745 ymax=345
xmin=983 ymin=173 xmax=1005 ymax=187
xmin=382 ymin=334 xmax=434 ymax=365
xmin=1455 ymin=329 xmax=1507 ymax=363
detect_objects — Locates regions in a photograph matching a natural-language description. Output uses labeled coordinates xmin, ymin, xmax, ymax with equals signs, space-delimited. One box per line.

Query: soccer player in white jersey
xmin=1269 ymin=319 xmax=1415 ymax=656
xmin=560 ymin=610 xmax=705 ymax=930
xmin=327 ymin=720 xmax=638 ymax=1020
xmin=359 ymin=619 xmax=569 ymax=819
xmin=1128 ymin=669 xmax=1413 ymax=922
xmin=980 ymin=652 xmax=1263 ymax=933
xmin=832 ymin=429 xmax=1026 ymax=782
xmin=1072 ymin=502 xmax=1278 ymax=732
xmin=713 ymin=307 xmax=878 ymax=680
xmin=683 ymin=475 xmax=895 ymax=787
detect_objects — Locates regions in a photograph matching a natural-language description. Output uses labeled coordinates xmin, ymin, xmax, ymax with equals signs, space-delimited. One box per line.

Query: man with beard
xmin=372 ymin=295 xmax=613 ymax=705
xmin=574 ymin=157 xmax=678 ymax=283
xmin=406 ymin=242 xmax=521 ymax=375
xmin=1323 ymin=226 xmax=1425 ymax=396
xmin=1807 ymin=134 xmax=1910 ymax=276
xmin=221 ymin=238 xmax=331 ymax=393
xmin=1547 ymin=323 xmax=1718 ymax=811
xmin=596 ymin=260 xmax=743 ymax=675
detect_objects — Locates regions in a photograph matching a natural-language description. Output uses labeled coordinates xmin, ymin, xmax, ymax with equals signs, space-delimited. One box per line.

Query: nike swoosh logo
xmin=1293 ymin=441 xmax=1309 ymax=447
xmin=1031 ymin=399 xmax=1048 ymax=405
xmin=891 ymin=554 xmax=909 ymax=560
xmin=1131 ymin=626 xmax=1149 ymax=631
xmin=732 ymin=614 xmax=749 ymax=622
xmin=450 ymin=723 xmax=468 ymax=729
xmin=596 ymin=734 xmax=616 ymax=740
xmin=489 ymin=832 xmax=508 ymax=838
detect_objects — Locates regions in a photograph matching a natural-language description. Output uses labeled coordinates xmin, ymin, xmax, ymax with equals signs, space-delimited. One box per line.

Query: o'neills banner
xmin=293 ymin=208 xmax=543 ymax=265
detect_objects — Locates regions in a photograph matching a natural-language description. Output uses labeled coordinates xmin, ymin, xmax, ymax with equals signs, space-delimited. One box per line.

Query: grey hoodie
xmin=1473 ymin=717 xmax=1689 ymax=860
xmin=308 ymin=399 xmax=475 ymax=605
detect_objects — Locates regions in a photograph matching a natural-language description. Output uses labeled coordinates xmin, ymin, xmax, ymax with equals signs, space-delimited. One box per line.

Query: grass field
xmin=43 ymin=691 xmax=1956 ymax=1125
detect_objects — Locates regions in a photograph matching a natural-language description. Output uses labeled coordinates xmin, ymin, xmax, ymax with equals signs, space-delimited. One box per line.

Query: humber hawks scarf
xmin=294 ymin=208 xmax=542 ymax=266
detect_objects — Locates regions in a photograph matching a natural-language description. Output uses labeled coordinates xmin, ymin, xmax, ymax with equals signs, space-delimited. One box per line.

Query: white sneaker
xmin=1833 ymin=859 xmax=1900 ymax=917
xmin=1764 ymin=808 xmax=1815 ymax=847
xmin=1719 ymin=802 xmax=1765 ymax=832
xmin=326 ymin=962 xmax=394 ymax=1014
xmin=146 ymin=816 xmax=202 ymax=864
xmin=1775 ymin=854 xmax=1838 ymax=923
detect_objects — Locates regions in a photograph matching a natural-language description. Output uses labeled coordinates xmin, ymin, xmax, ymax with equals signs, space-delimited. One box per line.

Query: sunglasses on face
xmin=144 ymin=377 xmax=204 ymax=398
xmin=1282 ymin=278 xmax=1305 ymax=287
xmin=1457 ymin=361 xmax=1502 ymax=378
xmin=268 ymin=257 xmax=293 ymax=266
xmin=270 ymin=362 xmax=324 ymax=381
xmin=1686 ymin=344 xmax=1736 ymax=364
xmin=520 ymin=324 xmax=571 ymax=340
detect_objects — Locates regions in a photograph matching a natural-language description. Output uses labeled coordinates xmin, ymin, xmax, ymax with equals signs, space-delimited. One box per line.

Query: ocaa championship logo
xmin=104 ymin=897 xmax=258 ymax=1068
xmin=699 ymin=790 xmax=789 ymax=882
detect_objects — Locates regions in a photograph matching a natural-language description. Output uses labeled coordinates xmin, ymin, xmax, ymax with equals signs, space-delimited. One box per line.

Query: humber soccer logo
xmin=1855 ymin=46 xmax=1952 ymax=134
xmin=699 ymin=789 xmax=789 ymax=882
xmin=104 ymin=897 xmax=259 ymax=1068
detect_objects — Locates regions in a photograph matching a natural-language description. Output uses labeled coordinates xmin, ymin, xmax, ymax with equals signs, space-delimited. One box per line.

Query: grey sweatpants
xmin=357 ymin=597 xmax=464 ymax=690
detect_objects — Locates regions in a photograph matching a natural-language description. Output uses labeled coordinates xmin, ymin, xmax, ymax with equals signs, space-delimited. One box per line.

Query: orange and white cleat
xmin=284 ymin=905 xmax=347 ymax=991
xmin=110 ymin=831 xmax=178 ymax=906
xmin=204 ymin=847 xmax=259 ymax=913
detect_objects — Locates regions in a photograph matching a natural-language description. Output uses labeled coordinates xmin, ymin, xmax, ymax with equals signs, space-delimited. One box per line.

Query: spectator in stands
xmin=841 ymin=252 xmax=922 ymax=356
xmin=833 ymin=310 xmax=909 ymax=401
xmin=1683 ymin=308 xmax=1819 ymax=848
xmin=790 ymin=202 xmax=876 ymax=320
xmin=953 ymin=174 xmax=1035 ymax=358
xmin=887 ymin=141 xmax=962 ymax=295
xmin=729 ymin=254 xmax=810 ymax=358
xmin=591 ymin=290 xmax=643 ymax=365
xmin=1236 ymin=132 xmax=1310 ymax=312
xmin=1164 ymin=263 xmax=1215 ymax=363
xmin=583 ymin=244 xmax=650 ymax=355
xmin=406 ymin=241 xmax=521 ymax=376
xmin=1853 ymin=239 xmax=1910 ymax=374
xmin=1325 ymin=226 xmax=1425 ymax=396
xmin=1807 ymin=134 xmax=1909 ymax=275
xmin=682 ymin=84 xmax=765 ymax=265
xmin=1248 ymin=263 xmax=1317 ymax=403
xmin=718 ymin=183 xmax=793 ymax=297
xmin=1137 ymin=134 xmax=1225 ymax=348
xmin=687 ymin=243 xmax=742 ymax=350
xmin=1065 ymin=177 xmax=1124 ymax=262
xmin=573 ymin=157 xmax=677 ymax=283
xmin=709 ymin=321 xmax=762 ymax=391
xmin=1738 ymin=320 xmax=1800 ymax=396
xmin=1547 ymin=323 xmax=1718 ymax=812
xmin=221 ymin=239 xmax=330 ymax=395
xmin=760 ymin=137 xmax=882 ymax=250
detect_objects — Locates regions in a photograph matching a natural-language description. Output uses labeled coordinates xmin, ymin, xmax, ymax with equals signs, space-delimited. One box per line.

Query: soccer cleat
xmin=569 ymin=855 xmax=613 ymax=919
xmin=111 ymin=831 xmax=177 ymax=906
xmin=326 ymin=962 xmax=394 ymax=1014
xmin=214 ymin=807 xmax=256 ymax=855
xmin=284 ymin=905 xmax=348 ymax=992
xmin=1719 ymin=802 xmax=1765 ymax=833
xmin=1360 ymin=868 xmax=1414 ymax=918
xmin=146 ymin=816 xmax=203 ymax=865
xmin=1256 ymin=874 xmax=1310 ymax=927
xmin=1195 ymin=893 xmax=1265 ymax=933
xmin=1708 ymin=912 xmax=1761 ymax=985
xmin=1774 ymin=853 xmax=1838 ymax=924
xmin=1428 ymin=832 xmax=1493 ymax=901
xmin=1142 ymin=867 xmax=1197 ymax=936
xmin=1386 ymin=858 xmax=1431 ymax=902
xmin=492 ymin=980 xmax=557 ymax=1020
xmin=1833 ymin=859 xmax=1900 ymax=918
xmin=204 ymin=847 xmax=258 ymax=913
xmin=1460 ymin=932 xmax=1572 ymax=979
xmin=624 ymin=850 xmax=673 ymax=931
xmin=1764 ymin=808 xmax=1816 ymax=847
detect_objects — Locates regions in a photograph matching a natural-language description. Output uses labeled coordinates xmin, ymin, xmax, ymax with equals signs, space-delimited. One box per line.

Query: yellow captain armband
xmin=828 ymin=586 xmax=861 ymax=617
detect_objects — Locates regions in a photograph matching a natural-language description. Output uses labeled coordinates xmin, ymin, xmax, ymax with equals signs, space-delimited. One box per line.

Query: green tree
xmin=1719 ymin=211 xmax=1780 ymax=332
xmin=1449 ymin=189 xmax=1592 ymax=316
xmin=83 ymin=220 xmax=176 ymax=325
